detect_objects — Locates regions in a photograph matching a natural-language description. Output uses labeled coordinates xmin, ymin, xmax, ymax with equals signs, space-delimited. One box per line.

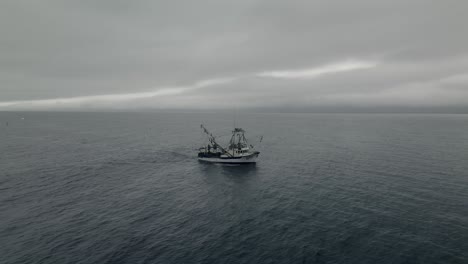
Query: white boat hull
xmin=198 ymin=154 xmax=258 ymax=164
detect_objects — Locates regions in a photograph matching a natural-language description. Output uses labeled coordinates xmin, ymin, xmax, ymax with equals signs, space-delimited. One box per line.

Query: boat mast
xmin=200 ymin=124 xmax=233 ymax=157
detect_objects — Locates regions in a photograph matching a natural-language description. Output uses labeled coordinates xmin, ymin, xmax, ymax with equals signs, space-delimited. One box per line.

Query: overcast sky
xmin=1 ymin=0 xmax=468 ymax=111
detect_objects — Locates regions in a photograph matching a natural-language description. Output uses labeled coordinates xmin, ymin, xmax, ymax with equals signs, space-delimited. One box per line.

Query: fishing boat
xmin=198 ymin=124 xmax=260 ymax=164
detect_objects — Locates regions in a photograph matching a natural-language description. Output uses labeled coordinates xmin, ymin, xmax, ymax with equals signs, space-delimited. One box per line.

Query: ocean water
xmin=1 ymin=111 xmax=468 ymax=264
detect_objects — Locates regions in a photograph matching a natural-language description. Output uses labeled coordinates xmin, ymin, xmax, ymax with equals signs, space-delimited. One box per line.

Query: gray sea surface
xmin=1 ymin=112 xmax=468 ymax=264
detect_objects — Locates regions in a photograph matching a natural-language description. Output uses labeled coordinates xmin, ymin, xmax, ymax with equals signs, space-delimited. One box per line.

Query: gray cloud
xmin=1 ymin=0 xmax=468 ymax=111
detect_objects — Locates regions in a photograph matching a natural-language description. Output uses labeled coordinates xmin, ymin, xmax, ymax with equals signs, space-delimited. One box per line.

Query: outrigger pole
xmin=200 ymin=124 xmax=233 ymax=157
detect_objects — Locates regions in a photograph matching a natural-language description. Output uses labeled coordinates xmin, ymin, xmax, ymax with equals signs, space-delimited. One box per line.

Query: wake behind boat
xmin=198 ymin=124 xmax=260 ymax=164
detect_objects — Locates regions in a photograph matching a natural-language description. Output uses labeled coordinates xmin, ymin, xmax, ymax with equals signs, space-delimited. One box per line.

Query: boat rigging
xmin=198 ymin=124 xmax=260 ymax=164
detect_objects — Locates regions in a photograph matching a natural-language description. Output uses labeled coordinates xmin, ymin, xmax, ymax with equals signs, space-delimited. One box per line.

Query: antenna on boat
xmin=232 ymin=104 xmax=238 ymax=129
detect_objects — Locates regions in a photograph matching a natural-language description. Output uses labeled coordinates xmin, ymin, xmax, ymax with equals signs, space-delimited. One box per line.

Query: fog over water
xmin=1 ymin=1 xmax=468 ymax=111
